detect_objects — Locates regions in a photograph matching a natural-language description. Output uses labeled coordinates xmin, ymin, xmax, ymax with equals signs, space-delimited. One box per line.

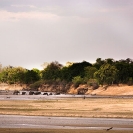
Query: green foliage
xmin=0 ymin=66 xmax=26 ymax=84
xmin=127 ymin=77 xmax=133 ymax=86
xmin=24 ymin=69 xmax=40 ymax=84
xmin=94 ymin=63 xmax=118 ymax=85
xmin=61 ymin=61 xmax=92 ymax=82
xmin=84 ymin=66 xmax=97 ymax=79
xmin=29 ymin=80 xmax=44 ymax=90
xmin=72 ymin=76 xmax=84 ymax=88
xmin=0 ymin=58 xmax=133 ymax=88
xmin=0 ymin=66 xmax=41 ymax=84
xmin=87 ymin=79 xmax=99 ymax=90
xmin=42 ymin=61 xmax=62 ymax=80
xmin=115 ymin=59 xmax=133 ymax=83
xmin=105 ymin=58 xmax=115 ymax=65
xmin=93 ymin=58 xmax=105 ymax=69
xmin=60 ymin=66 xmax=71 ymax=81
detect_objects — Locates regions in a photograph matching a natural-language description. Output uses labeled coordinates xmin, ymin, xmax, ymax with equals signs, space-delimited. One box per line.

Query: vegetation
xmin=0 ymin=58 xmax=133 ymax=91
xmin=94 ymin=63 xmax=118 ymax=85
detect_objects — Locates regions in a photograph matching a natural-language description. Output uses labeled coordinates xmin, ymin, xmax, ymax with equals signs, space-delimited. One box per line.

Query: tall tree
xmin=94 ymin=63 xmax=118 ymax=85
xmin=42 ymin=61 xmax=63 ymax=80
xmin=0 ymin=66 xmax=26 ymax=84
xmin=115 ymin=59 xmax=133 ymax=83
xmin=24 ymin=69 xmax=40 ymax=84
xmin=93 ymin=58 xmax=105 ymax=69
xmin=105 ymin=58 xmax=115 ymax=65
xmin=84 ymin=66 xmax=97 ymax=79
xmin=61 ymin=61 xmax=92 ymax=81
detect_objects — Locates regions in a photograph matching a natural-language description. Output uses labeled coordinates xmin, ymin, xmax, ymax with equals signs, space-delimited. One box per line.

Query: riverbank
xmin=0 ymin=83 xmax=133 ymax=96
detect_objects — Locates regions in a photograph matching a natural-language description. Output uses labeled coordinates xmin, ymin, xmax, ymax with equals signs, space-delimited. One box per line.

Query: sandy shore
xmin=1 ymin=128 xmax=133 ymax=133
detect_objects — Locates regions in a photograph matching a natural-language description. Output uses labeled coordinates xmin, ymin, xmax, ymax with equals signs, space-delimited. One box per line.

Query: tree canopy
xmin=0 ymin=58 xmax=133 ymax=87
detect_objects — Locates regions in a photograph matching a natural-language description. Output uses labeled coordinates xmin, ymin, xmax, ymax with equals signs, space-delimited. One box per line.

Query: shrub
xmin=72 ymin=76 xmax=84 ymax=88
xmin=87 ymin=79 xmax=99 ymax=90
xmin=29 ymin=80 xmax=44 ymax=90
xmin=127 ymin=77 xmax=133 ymax=86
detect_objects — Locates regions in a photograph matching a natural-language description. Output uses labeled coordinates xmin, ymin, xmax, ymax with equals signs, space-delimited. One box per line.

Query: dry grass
xmin=0 ymin=98 xmax=133 ymax=118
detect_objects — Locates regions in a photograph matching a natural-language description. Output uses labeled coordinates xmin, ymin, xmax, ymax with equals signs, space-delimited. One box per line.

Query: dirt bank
xmin=68 ymin=84 xmax=133 ymax=95
xmin=0 ymin=83 xmax=27 ymax=91
xmin=0 ymin=83 xmax=133 ymax=95
xmin=87 ymin=84 xmax=133 ymax=95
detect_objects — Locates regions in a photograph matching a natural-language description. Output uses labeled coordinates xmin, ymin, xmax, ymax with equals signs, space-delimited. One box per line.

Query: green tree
xmin=93 ymin=58 xmax=105 ymax=69
xmin=42 ymin=61 xmax=62 ymax=80
xmin=60 ymin=66 xmax=71 ymax=82
xmin=72 ymin=76 xmax=84 ymax=88
xmin=105 ymin=58 xmax=115 ymax=65
xmin=0 ymin=66 xmax=26 ymax=84
xmin=94 ymin=63 xmax=118 ymax=85
xmin=84 ymin=66 xmax=97 ymax=79
xmin=61 ymin=61 xmax=92 ymax=82
xmin=115 ymin=59 xmax=133 ymax=84
xmin=24 ymin=69 xmax=40 ymax=84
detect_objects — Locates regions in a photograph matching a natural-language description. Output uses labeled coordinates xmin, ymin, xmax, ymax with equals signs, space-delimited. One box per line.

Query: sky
xmin=0 ymin=0 xmax=133 ymax=70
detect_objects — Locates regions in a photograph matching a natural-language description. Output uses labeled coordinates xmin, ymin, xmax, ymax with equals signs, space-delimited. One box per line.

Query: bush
xmin=87 ymin=79 xmax=99 ymax=90
xmin=72 ymin=76 xmax=84 ymax=88
xmin=29 ymin=80 xmax=44 ymax=90
xmin=127 ymin=77 xmax=133 ymax=86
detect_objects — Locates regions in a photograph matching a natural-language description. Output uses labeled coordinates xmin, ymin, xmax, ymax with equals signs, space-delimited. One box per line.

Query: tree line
xmin=0 ymin=58 xmax=133 ymax=90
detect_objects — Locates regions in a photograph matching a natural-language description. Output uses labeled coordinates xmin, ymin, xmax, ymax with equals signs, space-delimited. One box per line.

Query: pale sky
xmin=0 ymin=0 xmax=133 ymax=69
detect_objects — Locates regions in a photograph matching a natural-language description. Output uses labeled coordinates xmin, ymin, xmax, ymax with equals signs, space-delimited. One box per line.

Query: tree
xmin=72 ymin=76 xmax=84 ymax=88
xmin=60 ymin=66 xmax=71 ymax=82
xmin=84 ymin=66 xmax=97 ymax=79
xmin=105 ymin=58 xmax=115 ymax=65
xmin=94 ymin=63 xmax=118 ymax=85
xmin=61 ymin=61 xmax=92 ymax=81
xmin=24 ymin=69 xmax=40 ymax=84
xmin=0 ymin=66 xmax=26 ymax=84
xmin=93 ymin=58 xmax=105 ymax=69
xmin=42 ymin=61 xmax=63 ymax=80
xmin=115 ymin=59 xmax=133 ymax=84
